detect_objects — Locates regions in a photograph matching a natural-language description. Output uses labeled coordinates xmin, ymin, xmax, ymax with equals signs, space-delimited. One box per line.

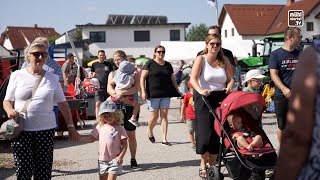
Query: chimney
xmin=34 ymin=24 xmax=38 ymax=28
xmin=286 ymin=0 xmax=294 ymax=6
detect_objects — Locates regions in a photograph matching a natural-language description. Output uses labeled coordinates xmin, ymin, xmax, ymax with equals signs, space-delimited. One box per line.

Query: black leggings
xmin=11 ymin=129 xmax=55 ymax=180
xmin=194 ymin=90 xmax=227 ymax=154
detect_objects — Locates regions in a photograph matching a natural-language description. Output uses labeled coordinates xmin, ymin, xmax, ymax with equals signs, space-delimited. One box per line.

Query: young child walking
xmin=227 ymin=113 xmax=263 ymax=151
xmin=242 ymin=69 xmax=266 ymax=93
xmin=81 ymin=101 xmax=128 ymax=180
xmin=180 ymin=81 xmax=196 ymax=150
xmin=107 ymin=61 xmax=140 ymax=126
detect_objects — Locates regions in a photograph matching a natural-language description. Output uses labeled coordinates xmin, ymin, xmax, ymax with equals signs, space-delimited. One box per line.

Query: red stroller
xmin=202 ymin=91 xmax=277 ymax=180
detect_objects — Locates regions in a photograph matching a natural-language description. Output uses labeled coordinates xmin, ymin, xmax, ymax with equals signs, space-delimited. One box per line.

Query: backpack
xmin=174 ymin=69 xmax=183 ymax=84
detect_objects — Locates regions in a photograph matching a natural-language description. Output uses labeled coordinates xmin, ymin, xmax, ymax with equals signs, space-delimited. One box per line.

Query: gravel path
xmin=0 ymin=99 xmax=278 ymax=180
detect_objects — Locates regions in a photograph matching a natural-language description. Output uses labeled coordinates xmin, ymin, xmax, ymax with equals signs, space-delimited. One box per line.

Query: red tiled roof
xmin=220 ymin=4 xmax=283 ymax=36
xmin=0 ymin=26 xmax=60 ymax=49
xmin=267 ymin=0 xmax=320 ymax=35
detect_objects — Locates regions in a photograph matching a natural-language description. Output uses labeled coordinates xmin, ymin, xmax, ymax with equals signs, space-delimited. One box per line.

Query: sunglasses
xmin=30 ymin=52 xmax=48 ymax=58
xmin=209 ymin=42 xmax=221 ymax=47
xmin=156 ymin=51 xmax=165 ymax=54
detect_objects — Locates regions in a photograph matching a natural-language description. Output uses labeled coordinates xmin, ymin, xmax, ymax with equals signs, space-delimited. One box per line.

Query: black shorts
xmin=274 ymin=94 xmax=288 ymax=130
xmin=95 ymin=89 xmax=108 ymax=102
xmin=122 ymin=106 xmax=140 ymax=131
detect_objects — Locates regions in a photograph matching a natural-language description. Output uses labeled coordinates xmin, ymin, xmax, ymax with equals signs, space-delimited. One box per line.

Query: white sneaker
xmin=128 ymin=118 xmax=140 ymax=127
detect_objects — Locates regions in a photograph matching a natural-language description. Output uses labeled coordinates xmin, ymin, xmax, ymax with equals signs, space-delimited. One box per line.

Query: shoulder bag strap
xmin=21 ymin=71 xmax=46 ymax=113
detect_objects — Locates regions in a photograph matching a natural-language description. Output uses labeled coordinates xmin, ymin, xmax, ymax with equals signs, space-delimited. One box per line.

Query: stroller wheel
xmin=207 ymin=166 xmax=224 ymax=180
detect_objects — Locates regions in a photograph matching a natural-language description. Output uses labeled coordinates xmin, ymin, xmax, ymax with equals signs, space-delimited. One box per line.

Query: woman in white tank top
xmin=190 ymin=34 xmax=234 ymax=178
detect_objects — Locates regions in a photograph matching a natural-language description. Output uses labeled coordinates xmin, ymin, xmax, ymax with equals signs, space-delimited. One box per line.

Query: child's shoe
xmin=128 ymin=118 xmax=140 ymax=127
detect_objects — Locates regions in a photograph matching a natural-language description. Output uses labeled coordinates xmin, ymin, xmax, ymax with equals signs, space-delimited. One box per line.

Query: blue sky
xmin=1 ymin=0 xmax=282 ymax=34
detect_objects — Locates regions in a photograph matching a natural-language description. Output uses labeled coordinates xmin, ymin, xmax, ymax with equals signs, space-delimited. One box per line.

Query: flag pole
xmin=216 ymin=0 xmax=219 ymax=25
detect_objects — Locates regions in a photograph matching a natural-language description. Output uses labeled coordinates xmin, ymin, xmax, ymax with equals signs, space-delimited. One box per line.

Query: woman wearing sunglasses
xmin=3 ymin=40 xmax=80 ymax=179
xmin=190 ymin=34 xmax=234 ymax=179
xmin=140 ymin=45 xmax=182 ymax=146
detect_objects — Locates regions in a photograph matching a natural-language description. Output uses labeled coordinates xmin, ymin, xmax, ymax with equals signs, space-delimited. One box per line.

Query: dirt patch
xmin=0 ymin=154 xmax=14 ymax=169
xmin=0 ymin=153 xmax=76 ymax=169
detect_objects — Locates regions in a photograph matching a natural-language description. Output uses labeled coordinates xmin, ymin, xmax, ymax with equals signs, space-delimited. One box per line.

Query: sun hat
xmin=135 ymin=61 xmax=143 ymax=66
xmin=242 ymin=69 xmax=266 ymax=85
xmin=99 ymin=101 xmax=117 ymax=115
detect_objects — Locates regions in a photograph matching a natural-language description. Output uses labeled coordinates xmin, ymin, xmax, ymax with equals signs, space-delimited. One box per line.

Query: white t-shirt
xmin=4 ymin=68 xmax=66 ymax=131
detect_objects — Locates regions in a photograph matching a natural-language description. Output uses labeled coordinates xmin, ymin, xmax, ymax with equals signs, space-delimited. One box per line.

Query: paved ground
xmin=0 ymin=99 xmax=278 ymax=180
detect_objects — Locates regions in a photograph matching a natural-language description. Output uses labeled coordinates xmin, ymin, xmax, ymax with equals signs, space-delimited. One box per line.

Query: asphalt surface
xmin=0 ymin=99 xmax=278 ymax=180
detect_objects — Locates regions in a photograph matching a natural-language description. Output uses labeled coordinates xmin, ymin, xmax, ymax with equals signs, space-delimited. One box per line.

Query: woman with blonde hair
xmin=190 ymin=34 xmax=234 ymax=178
xmin=81 ymin=101 xmax=128 ymax=180
xmin=3 ymin=40 xmax=80 ymax=179
xmin=107 ymin=50 xmax=140 ymax=168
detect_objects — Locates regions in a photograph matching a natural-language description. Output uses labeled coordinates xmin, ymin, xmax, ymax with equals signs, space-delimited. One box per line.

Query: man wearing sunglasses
xmin=197 ymin=25 xmax=236 ymax=74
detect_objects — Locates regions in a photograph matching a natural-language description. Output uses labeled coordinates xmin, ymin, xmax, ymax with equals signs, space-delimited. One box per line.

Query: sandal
xmin=199 ymin=168 xmax=207 ymax=179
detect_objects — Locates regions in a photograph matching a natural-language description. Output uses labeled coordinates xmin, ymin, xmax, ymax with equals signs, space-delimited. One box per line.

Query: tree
xmin=69 ymin=28 xmax=82 ymax=41
xmin=186 ymin=24 xmax=208 ymax=41
xmin=47 ymin=35 xmax=59 ymax=45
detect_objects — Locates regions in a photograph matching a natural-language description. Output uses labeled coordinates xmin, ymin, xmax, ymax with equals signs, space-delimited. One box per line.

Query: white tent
xmin=161 ymin=39 xmax=255 ymax=64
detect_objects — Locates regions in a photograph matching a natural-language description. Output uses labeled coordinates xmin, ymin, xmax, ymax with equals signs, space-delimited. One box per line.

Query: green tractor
xmin=238 ymin=34 xmax=285 ymax=73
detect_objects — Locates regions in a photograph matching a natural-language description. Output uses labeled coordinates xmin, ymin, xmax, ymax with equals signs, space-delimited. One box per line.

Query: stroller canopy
xmin=218 ymin=91 xmax=266 ymax=125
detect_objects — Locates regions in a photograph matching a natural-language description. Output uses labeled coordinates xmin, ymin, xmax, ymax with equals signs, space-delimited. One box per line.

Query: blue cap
xmin=99 ymin=101 xmax=117 ymax=115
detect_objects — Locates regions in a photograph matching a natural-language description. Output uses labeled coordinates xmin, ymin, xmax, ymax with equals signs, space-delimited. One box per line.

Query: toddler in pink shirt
xmin=81 ymin=101 xmax=128 ymax=179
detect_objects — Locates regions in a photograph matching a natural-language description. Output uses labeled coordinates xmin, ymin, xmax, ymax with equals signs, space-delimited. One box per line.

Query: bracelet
xmin=67 ymin=124 xmax=75 ymax=128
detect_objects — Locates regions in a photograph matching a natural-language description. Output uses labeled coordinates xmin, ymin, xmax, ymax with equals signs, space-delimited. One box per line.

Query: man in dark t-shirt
xmin=91 ymin=50 xmax=114 ymax=119
xmin=268 ymin=27 xmax=301 ymax=143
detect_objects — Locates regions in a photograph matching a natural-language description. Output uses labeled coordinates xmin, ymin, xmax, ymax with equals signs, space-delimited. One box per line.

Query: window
xmin=306 ymin=22 xmax=314 ymax=31
xmin=134 ymin=31 xmax=150 ymax=42
xmin=224 ymin=30 xmax=227 ymax=38
xmin=89 ymin=31 xmax=106 ymax=42
xmin=231 ymin=28 xmax=234 ymax=36
xmin=170 ymin=30 xmax=180 ymax=41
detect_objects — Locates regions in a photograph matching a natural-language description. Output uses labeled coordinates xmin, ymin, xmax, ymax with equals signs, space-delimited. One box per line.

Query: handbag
xmin=0 ymin=71 xmax=45 ymax=140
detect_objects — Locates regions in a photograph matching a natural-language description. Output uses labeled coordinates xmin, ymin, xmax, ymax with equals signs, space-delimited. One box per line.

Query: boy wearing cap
xmin=242 ymin=69 xmax=266 ymax=93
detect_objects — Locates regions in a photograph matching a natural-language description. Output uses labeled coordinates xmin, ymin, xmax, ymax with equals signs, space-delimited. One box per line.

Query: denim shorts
xmin=147 ymin=98 xmax=171 ymax=111
xmin=98 ymin=159 xmax=122 ymax=175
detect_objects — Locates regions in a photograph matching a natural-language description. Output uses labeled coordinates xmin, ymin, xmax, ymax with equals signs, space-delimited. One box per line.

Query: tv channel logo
xmin=288 ymin=10 xmax=304 ymax=27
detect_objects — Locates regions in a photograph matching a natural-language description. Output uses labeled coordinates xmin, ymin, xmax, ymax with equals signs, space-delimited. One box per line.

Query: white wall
xmin=81 ymin=24 xmax=187 ymax=58
xmin=160 ymin=41 xmax=204 ymax=62
xmin=221 ymin=13 xmax=243 ymax=40
xmin=301 ymin=5 xmax=320 ymax=39
xmin=3 ymin=37 xmax=13 ymax=50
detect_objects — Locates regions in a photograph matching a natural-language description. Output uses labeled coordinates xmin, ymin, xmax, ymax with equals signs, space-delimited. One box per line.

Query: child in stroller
xmin=227 ymin=113 xmax=263 ymax=151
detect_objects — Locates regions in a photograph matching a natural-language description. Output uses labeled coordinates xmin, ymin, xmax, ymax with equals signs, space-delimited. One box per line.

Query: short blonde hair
xmin=98 ymin=110 xmax=124 ymax=125
xmin=25 ymin=42 xmax=48 ymax=63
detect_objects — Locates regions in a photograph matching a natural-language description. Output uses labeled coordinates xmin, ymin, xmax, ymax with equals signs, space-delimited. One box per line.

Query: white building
xmin=56 ymin=15 xmax=190 ymax=59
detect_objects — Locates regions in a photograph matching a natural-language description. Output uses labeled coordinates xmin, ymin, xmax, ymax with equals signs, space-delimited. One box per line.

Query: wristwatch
xmin=67 ymin=124 xmax=75 ymax=128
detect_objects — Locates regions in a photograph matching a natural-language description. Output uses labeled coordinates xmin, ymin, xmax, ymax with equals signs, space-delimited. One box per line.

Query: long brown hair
xmin=202 ymin=34 xmax=225 ymax=67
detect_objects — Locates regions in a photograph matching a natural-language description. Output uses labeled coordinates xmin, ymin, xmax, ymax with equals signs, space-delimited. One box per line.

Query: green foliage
xmin=186 ymin=24 xmax=208 ymax=41
xmin=70 ymin=28 xmax=82 ymax=41
xmin=47 ymin=35 xmax=59 ymax=45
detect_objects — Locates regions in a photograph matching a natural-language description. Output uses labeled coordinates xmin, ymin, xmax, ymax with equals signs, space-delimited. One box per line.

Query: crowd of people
xmin=3 ymin=24 xmax=319 ymax=180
